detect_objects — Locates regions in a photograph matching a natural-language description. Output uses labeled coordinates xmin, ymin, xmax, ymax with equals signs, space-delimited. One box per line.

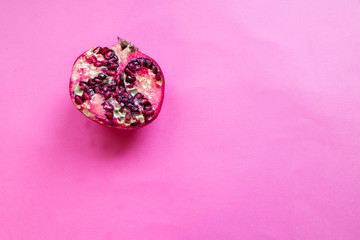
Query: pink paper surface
xmin=1 ymin=0 xmax=360 ymax=239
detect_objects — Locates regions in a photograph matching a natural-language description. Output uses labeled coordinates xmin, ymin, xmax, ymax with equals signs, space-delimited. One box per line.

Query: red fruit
xmin=69 ymin=38 xmax=165 ymax=130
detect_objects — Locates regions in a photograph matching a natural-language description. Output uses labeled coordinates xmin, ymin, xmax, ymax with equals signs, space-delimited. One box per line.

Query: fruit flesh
xmin=69 ymin=39 xmax=164 ymax=130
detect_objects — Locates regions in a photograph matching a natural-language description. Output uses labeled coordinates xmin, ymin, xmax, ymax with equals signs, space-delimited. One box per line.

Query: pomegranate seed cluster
xmin=70 ymin=39 xmax=164 ymax=129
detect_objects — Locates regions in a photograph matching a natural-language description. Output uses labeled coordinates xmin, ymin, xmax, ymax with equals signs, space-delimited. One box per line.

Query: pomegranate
xmin=69 ymin=38 xmax=165 ymax=130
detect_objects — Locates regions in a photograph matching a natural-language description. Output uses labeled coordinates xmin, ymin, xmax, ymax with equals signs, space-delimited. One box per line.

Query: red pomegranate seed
xmin=114 ymin=75 xmax=120 ymax=85
xmin=75 ymin=96 xmax=83 ymax=104
xmin=94 ymin=61 xmax=102 ymax=67
xmin=94 ymin=77 xmax=103 ymax=83
xmin=107 ymin=63 xmax=118 ymax=70
xmin=144 ymin=105 xmax=152 ymax=110
xmin=135 ymin=93 xmax=143 ymax=99
xmin=101 ymin=47 xmax=110 ymax=55
xmin=79 ymin=82 xmax=87 ymax=90
xmin=132 ymin=106 xmax=138 ymax=112
xmin=88 ymin=79 xmax=96 ymax=86
xmin=128 ymin=63 xmax=136 ymax=72
xmin=94 ymin=87 xmax=100 ymax=93
xmin=98 ymin=73 xmax=106 ymax=79
xmin=134 ymin=62 xmax=141 ymax=71
xmin=126 ymin=75 xmax=136 ymax=83
xmin=106 ymin=70 xmax=116 ymax=76
xmin=102 ymin=85 xmax=108 ymax=92
xmin=87 ymin=56 xmax=96 ymax=64
xmin=107 ymin=57 xmax=117 ymax=62
xmin=104 ymin=91 xmax=111 ymax=99
xmin=105 ymin=112 xmax=113 ymax=119
xmin=144 ymin=59 xmax=151 ymax=68
xmin=124 ymin=67 xmax=134 ymax=76
xmin=151 ymin=65 xmax=158 ymax=74
xmin=125 ymin=113 xmax=131 ymax=120
xmin=105 ymin=51 xmax=114 ymax=59
xmin=131 ymin=121 xmax=140 ymax=126
xmin=145 ymin=110 xmax=154 ymax=116
xmin=155 ymin=72 xmax=162 ymax=80
xmin=83 ymin=92 xmax=91 ymax=100
xmin=145 ymin=115 xmax=154 ymax=122
xmin=139 ymin=98 xmax=149 ymax=105
xmin=103 ymin=104 xmax=114 ymax=111
xmin=93 ymin=47 xmax=102 ymax=54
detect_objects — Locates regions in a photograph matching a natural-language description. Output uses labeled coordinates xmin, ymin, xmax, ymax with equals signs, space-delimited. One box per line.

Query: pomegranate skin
xmin=69 ymin=38 xmax=165 ymax=130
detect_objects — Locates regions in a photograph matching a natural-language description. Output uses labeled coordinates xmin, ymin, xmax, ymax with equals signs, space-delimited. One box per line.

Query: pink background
xmin=1 ymin=0 xmax=360 ymax=239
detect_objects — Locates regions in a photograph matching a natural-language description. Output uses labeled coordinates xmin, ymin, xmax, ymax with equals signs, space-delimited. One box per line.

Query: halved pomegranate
xmin=69 ymin=38 xmax=165 ymax=130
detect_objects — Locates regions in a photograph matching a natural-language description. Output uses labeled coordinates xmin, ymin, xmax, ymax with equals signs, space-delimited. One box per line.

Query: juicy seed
xmin=101 ymin=47 xmax=110 ymax=55
xmin=144 ymin=105 xmax=152 ymax=110
xmin=107 ymin=63 xmax=118 ymax=70
xmin=102 ymin=85 xmax=108 ymax=92
xmin=125 ymin=113 xmax=131 ymax=120
xmin=144 ymin=59 xmax=151 ymax=68
xmin=87 ymin=56 xmax=96 ymax=64
xmin=127 ymin=83 xmax=135 ymax=88
xmin=132 ymin=106 xmax=139 ymax=112
xmin=103 ymin=103 xmax=114 ymax=111
xmin=126 ymin=75 xmax=136 ymax=83
xmin=139 ymin=98 xmax=149 ymax=105
xmin=79 ymin=82 xmax=88 ymax=90
xmin=105 ymin=51 xmax=114 ymax=59
xmin=114 ymin=75 xmax=120 ymax=85
xmin=135 ymin=93 xmax=143 ymax=99
xmin=131 ymin=121 xmax=140 ymax=126
xmin=83 ymin=92 xmax=91 ymax=100
xmin=118 ymin=86 xmax=125 ymax=93
xmin=107 ymin=56 xmax=118 ymax=62
xmin=155 ymin=72 xmax=162 ymax=80
xmin=138 ymin=58 xmax=145 ymax=66
xmin=145 ymin=115 xmax=154 ymax=122
xmin=134 ymin=62 xmax=141 ymax=71
xmin=105 ymin=112 xmax=113 ymax=119
xmin=128 ymin=63 xmax=136 ymax=72
xmin=88 ymin=79 xmax=96 ymax=86
xmin=125 ymin=67 xmax=134 ymax=75
xmin=151 ymin=65 xmax=158 ymax=74
xmin=94 ymin=61 xmax=102 ymax=67
xmin=106 ymin=70 xmax=116 ymax=76
xmin=104 ymin=91 xmax=112 ymax=99
xmin=75 ymin=95 xmax=83 ymax=104
xmin=145 ymin=110 xmax=154 ymax=116
xmin=98 ymin=73 xmax=106 ymax=79
xmin=94 ymin=87 xmax=100 ymax=93
xmin=108 ymin=83 xmax=116 ymax=91
xmin=94 ymin=77 xmax=103 ymax=83
xmin=93 ymin=47 xmax=102 ymax=54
